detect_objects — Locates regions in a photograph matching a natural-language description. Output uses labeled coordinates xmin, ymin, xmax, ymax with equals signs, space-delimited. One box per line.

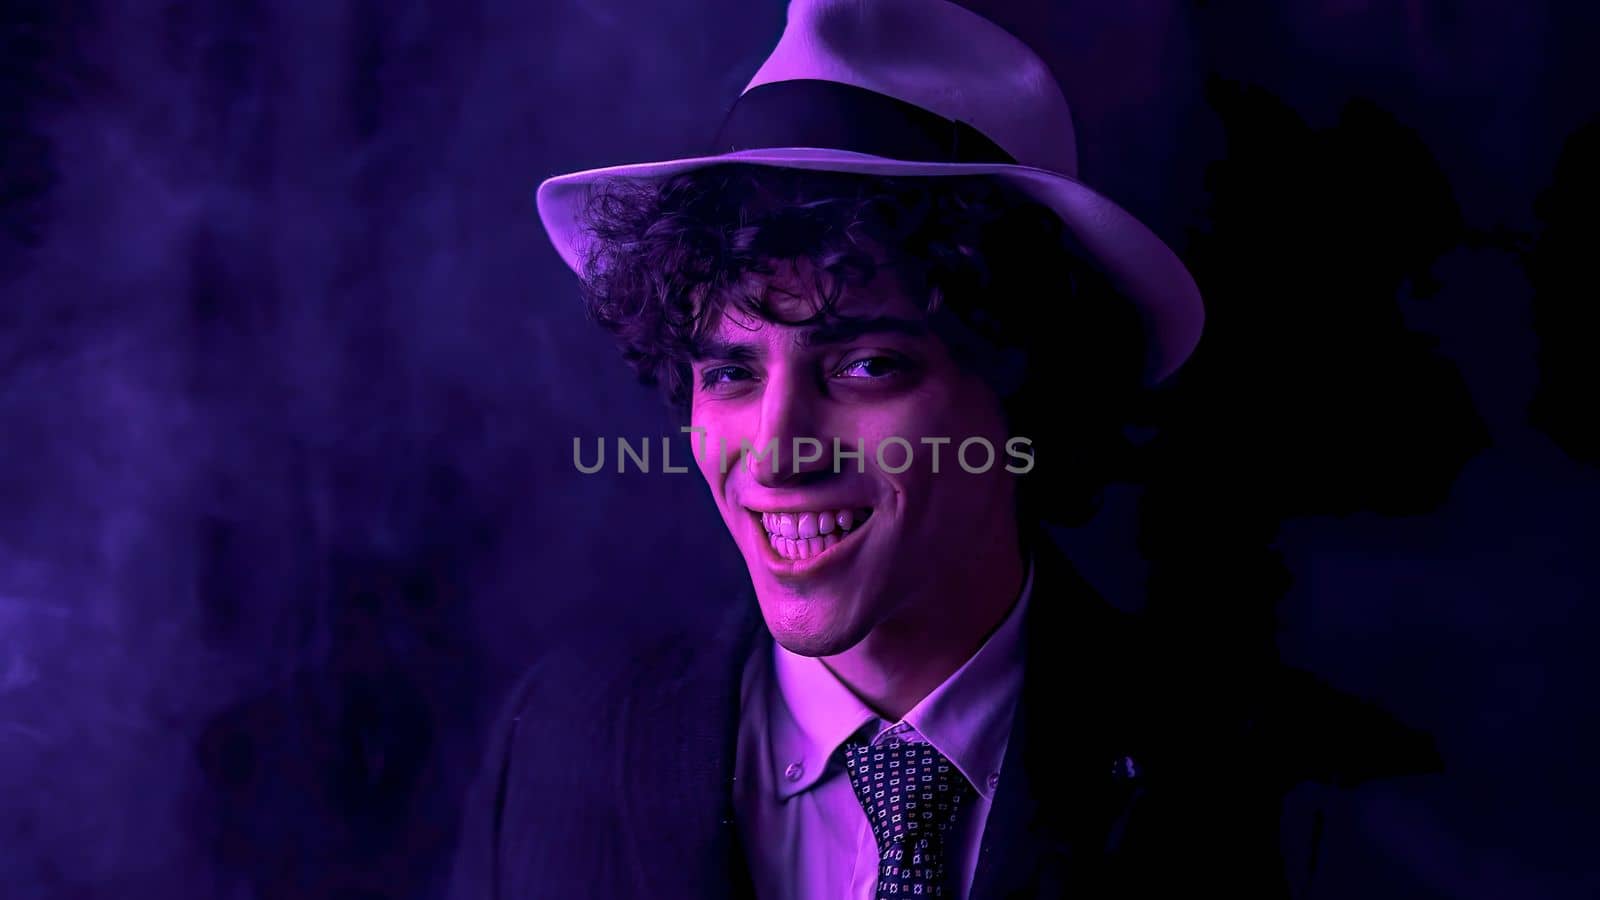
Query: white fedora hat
xmin=536 ymin=0 xmax=1203 ymax=384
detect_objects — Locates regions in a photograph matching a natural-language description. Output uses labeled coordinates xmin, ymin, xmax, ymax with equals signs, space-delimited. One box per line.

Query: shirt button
xmin=987 ymin=772 xmax=1001 ymax=791
xmin=784 ymin=762 xmax=804 ymax=781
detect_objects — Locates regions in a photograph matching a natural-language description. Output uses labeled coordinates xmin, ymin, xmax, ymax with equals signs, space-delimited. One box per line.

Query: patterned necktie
xmin=841 ymin=737 xmax=976 ymax=898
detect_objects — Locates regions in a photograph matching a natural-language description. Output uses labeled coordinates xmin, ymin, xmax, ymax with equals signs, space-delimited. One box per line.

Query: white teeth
xmin=758 ymin=508 xmax=870 ymax=535
xmin=759 ymin=508 xmax=873 ymax=561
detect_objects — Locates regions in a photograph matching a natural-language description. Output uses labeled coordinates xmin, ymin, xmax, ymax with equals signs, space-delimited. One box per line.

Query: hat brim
xmin=535 ymin=147 xmax=1202 ymax=385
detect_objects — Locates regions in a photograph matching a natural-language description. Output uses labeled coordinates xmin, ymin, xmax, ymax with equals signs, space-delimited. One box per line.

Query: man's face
xmin=688 ymin=261 xmax=1018 ymax=657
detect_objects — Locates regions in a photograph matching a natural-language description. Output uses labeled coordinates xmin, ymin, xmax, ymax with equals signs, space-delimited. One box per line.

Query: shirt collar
xmin=767 ymin=556 xmax=1035 ymax=803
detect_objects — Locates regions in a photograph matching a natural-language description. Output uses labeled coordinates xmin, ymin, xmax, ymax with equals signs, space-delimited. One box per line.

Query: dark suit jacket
xmin=449 ymin=533 xmax=1441 ymax=899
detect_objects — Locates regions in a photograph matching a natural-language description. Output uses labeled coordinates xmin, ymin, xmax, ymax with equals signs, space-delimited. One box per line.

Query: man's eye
xmin=700 ymin=366 xmax=753 ymax=389
xmin=836 ymin=356 xmax=904 ymax=379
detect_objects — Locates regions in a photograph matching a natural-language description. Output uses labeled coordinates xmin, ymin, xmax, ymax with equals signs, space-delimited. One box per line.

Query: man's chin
xmin=757 ymin=596 xmax=869 ymax=658
xmin=769 ymin=629 xmax=861 ymax=658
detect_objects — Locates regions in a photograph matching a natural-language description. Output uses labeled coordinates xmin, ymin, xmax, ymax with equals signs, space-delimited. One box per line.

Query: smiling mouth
xmin=749 ymin=507 xmax=875 ymax=565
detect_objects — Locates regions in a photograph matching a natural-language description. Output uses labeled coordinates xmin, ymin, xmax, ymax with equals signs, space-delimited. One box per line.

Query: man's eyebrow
xmin=797 ymin=316 xmax=929 ymax=348
xmin=688 ymin=339 xmax=760 ymax=363
xmin=689 ymin=316 xmax=929 ymax=361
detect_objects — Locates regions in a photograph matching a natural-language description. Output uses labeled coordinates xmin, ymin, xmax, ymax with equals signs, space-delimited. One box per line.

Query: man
xmin=451 ymin=1 xmax=1440 ymax=897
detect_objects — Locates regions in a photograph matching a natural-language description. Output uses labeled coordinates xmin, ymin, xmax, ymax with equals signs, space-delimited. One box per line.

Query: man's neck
xmin=820 ymin=526 xmax=1028 ymax=722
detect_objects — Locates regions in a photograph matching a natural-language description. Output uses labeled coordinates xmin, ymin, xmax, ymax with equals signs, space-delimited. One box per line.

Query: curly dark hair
xmin=575 ymin=163 xmax=1148 ymax=527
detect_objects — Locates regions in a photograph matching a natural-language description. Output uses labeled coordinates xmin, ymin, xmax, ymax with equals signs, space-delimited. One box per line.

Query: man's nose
xmin=749 ymin=371 xmax=834 ymax=487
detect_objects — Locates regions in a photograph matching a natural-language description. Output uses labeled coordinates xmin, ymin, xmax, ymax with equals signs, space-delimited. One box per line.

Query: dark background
xmin=2 ymin=1 xmax=1597 ymax=897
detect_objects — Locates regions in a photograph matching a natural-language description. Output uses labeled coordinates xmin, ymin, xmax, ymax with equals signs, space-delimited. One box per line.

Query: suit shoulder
xmin=1098 ymin=610 xmax=1442 ymax=789
xmin=1258 ymin=664 xmax=1444 ymax=787
xmin=499 ymin=625 xmax=690 ymax=729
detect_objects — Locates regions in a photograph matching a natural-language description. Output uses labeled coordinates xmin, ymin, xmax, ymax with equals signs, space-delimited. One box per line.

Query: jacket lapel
xmin=969 ymin=531 xmax=1152 ymax=899
xmin=617 ymin=593 xmax=765 ymax=899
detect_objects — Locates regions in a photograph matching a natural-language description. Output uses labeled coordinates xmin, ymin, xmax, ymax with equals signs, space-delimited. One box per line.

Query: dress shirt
xmin=733 ymin=559 xmax=1034 ymax=900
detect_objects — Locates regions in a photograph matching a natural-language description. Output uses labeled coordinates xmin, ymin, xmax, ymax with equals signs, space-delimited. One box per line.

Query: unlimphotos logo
xmin=573 ymin=427 xmax=1034 ymax=475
